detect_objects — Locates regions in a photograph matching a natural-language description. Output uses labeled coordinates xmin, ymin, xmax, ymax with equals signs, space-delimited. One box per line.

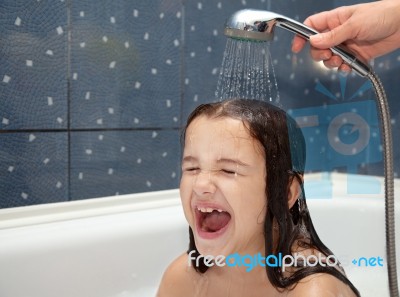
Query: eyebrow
xmin=182 ymin=156 xmax=250 ymax=167
xmin=182 ymin=156 xmax=196 ymax=163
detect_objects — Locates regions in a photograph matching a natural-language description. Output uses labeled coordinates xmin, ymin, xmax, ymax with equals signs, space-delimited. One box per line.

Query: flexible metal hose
xmin=367 ymin=71 xmax=399 ymax=297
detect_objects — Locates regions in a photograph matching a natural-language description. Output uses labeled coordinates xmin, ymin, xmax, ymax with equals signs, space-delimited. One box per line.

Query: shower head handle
xmin=224 ymin=9 xmax=371 ymax=77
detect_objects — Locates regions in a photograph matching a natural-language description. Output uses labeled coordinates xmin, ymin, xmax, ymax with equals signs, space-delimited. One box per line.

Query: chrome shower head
xmin=224 ymin=9 xmax=282 ymax=42
xmin=224 ymin=9 xmax=370 ymax=77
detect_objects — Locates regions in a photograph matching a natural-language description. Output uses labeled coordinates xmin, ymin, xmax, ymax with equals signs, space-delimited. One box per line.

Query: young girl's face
xmin=180 ymin=115 xmax=267 ymax=257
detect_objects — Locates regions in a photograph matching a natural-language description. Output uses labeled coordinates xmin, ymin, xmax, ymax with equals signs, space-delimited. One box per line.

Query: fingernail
xmin=320 ymin=53 xmax=331 ymax=60
xmin=310 ymin=34 xmax=323 ymax=44
xmin=291 ymin=42 xmax=300 ymax=53
xmin=339 ymin=65 xmax=351 ymax=74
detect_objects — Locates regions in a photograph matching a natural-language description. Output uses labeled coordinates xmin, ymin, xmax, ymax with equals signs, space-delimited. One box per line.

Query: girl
xmin=157 ymin=99 xmax=359 ymax=297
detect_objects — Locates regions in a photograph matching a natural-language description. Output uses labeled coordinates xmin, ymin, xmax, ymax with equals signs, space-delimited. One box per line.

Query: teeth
xmin=197 ymin=207 xmax=224 ymax=213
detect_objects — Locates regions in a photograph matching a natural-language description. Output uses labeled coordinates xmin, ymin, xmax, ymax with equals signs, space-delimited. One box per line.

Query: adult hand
xmin=292 ymin=0 xmax=400 ymax=71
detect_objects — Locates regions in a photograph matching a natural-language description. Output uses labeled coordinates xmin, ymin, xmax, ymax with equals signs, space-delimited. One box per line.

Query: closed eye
xmin=221 ymin=169 xmax=236 ymax=175
xmin=184 ymin=167 xmax=200 ymax=172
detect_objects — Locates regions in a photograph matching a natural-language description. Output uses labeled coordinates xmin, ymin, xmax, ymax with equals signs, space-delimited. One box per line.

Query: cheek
xmin=179 ymin=176 xmax=194 ymax=220
xmin=235 ymin=178 xmax=266 ymax=223
xmin=179 ymin=174 xmax=193 ymax=198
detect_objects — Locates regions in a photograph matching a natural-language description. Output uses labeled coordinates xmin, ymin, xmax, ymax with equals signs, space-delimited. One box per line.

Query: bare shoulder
xmin=286 ymin=273 xmax=357 ymax=297
xmin=156 ymin=253 xmax=199 ymax=297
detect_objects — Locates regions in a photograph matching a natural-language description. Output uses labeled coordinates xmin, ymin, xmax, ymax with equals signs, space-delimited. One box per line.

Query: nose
xmin=192 ymin=170 xmax=217 ymax=197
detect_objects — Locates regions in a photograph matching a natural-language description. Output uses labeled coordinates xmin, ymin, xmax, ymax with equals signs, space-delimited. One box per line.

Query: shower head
xmin=224 ymin=9 xmax=370 ymax=77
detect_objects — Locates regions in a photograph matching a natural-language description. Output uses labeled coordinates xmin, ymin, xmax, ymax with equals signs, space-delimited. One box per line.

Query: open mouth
xmin=196 ymin=206 xmax=231 ymax=236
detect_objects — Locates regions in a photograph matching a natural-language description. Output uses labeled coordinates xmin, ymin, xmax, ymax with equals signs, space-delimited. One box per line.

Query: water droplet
xmin=215 ymin=39 xmax=280 ymax=103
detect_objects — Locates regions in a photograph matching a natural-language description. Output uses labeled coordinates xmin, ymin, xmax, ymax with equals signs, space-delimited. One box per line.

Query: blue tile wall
xmin=1 ymin=0 xmax=399 ymax=208
xmin=70 ymin=130 xmax=180 ymax=199
xmin=0 ymin=0 xmax=68 ymax=130
xmin=70 ymin=1 xmax=182 ymax=129
xmin=0 ymin=132 xmax=68 ymax=208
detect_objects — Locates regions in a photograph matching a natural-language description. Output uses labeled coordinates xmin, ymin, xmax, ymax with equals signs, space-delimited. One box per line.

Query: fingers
xmin=309 ymin=24 xmax=352 ymax=49
xmin=291 ymin=35 xmax=307 ymax=53
xmin=292 ymin=33 xmax=348 ymax=70
xmin=310 ymin=47 xmax=346 ymax=70
xmin=338 ymin=63 xmax=352 ymax=73
xmin=303 ymin=11 xmax=338 ymax=33
xmin=310 ymin=47 xmax=332 ymax=62
xmin=315 ymin=51 xmax=352 ymax=73
xmin=291 ymin=10 xmax=346 ymax=53
xmin=291 ymin=7 xmax=358 ymax=73
xmin=322 ymin=55 xmax=344 ymax=69
xmin=291 ymin=14 xmax=322 ymax=53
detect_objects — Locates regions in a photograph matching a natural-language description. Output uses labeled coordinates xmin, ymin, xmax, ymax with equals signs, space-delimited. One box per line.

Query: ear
xmin=287 ymin=176 xmax=303 ymax=210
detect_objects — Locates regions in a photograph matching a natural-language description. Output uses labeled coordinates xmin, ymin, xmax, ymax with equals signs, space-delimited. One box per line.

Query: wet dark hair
xmin=181 ymin=99 xmax=360 ymax=296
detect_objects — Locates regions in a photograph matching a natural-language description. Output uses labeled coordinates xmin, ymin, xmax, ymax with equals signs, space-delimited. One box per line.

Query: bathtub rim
xmin=0 ymin=188 xmax=181 ymax=230
xmin=0 ymin=172 xmax=397 ymax=230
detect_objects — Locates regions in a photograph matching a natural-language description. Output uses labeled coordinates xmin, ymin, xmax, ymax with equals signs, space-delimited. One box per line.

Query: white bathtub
xmin=0 ymin=173 xmax=399 ymax=297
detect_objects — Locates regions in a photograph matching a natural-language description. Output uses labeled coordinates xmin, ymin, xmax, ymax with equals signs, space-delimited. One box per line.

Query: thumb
xmin=310 ymin=24 xmax=351 ymax=49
